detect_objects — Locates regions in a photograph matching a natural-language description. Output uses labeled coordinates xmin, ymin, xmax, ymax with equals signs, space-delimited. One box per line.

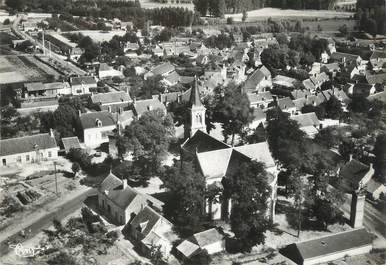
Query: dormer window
xmin=96 ymin=119 xmax=102 ymax=127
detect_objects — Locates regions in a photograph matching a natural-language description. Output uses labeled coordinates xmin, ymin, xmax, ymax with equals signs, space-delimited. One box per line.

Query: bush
xmin=3 ymin=18 xmax=10 ymax=25
xmin=227 ymin=17 xmax=234 ymax=25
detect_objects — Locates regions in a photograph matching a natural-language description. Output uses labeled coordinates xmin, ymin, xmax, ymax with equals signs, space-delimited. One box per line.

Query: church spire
xmin=189 ymin=76 xmax=202 ymax=107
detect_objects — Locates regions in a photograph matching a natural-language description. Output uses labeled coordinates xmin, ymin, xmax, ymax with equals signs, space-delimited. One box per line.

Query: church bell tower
xmin=185 ymin=77 xmax=206 ymax=138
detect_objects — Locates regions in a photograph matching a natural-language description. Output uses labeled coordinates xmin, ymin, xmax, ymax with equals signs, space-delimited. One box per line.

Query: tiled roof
xmin=277 ymin=97 xmax=295 ymax=110
xmin=291 ymin=89 xmax=311 ymax=100
xmin=24 ymin=82 xmax=44 ymax=92
xmin=99 ymin=63 xmax=111 ymax=71
xmin=366 ymin=72 xmax=386 ymax=85
xmin=244 ymin=66 xmax=271 ymax=90
xmin=61 ymin=136 xmax=81 ymax=152
xmin=197 ymin=149 xmax=233 ymax=179
xmin=302 ymin=79 xmax=316 ymax=91
xmin=70 ymin=76 xmax=97 ymax=86
xmin=253 ymin=107 xmax=266 ymax=121
xmin=0 ymin=133 xmax=57 ymax=157
xmin=164 ymin=71 xmax=180 ymax=84
xmin=273 ymin=75 xmax=297 ymax=87
xmin=176 ymin=240 xmax=200 ymax=258
xmin=91 ymin=91 xmax=131 ymax=105
xmin=330 ymin=52 xmax=360 ymax=61
xmin=80 ymin=111 xmax=116 ymax=129
xmin=107 ymin=186 xmax=147 ymax=210
xmin=151 ymin=62 xmax=175 ymax=76
xmin=367 ymin=91 xmax=386 ymax=103
xmin=370 ymin=50 xmax=386 ymax=60
xmin=191 ymin=228 xmax=224 ymax=247
xmin=133 ymin=98 xmax=166 ymax=116
xmin=290 ymin=113 xmax=320 ymax=128
xmin=247 ymin=92 xmax=273 ymax=103
xmin=340 ymin=159 xmax=370 ymax=190
xmin=43 ymin=82 xmax=70 ymax=91
xmin=130 ymin=206 xmax=162 ymax=238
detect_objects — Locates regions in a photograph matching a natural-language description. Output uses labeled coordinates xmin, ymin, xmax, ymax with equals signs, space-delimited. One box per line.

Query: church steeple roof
xmin=189 ymin=76 xmax=203 ymax=107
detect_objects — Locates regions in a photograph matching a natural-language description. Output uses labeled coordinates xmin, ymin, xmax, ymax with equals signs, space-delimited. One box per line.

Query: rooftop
xmin=0 ymin=133 xmax=57 ymax=157
xmin=80 ymin=111 xmax=116 ymax=129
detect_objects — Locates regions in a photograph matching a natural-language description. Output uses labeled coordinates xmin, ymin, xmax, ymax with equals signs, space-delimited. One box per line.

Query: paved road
xmin=11 ymin=14 xmax=86 ymax=76
xmin=0 ymin=188 xmax=95 ymax=256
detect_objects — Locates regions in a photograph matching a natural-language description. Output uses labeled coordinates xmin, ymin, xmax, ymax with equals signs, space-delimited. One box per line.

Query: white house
xmin=98 ymin=63 xmax=124 ymax=79
xmin=339 ymin=156 xmax=375 ymax=192
xmin=366 ymin=179 xmax=386 ymax=200
xmin=0 ymin=132 xmax=58 ymax=166
xmin=80 ymin=111 xmax=117 ymax=148
xmin=243 ymin=66 xmax=272 ymax=93
xmin=70 ymin=76 xmax=97 ymax=95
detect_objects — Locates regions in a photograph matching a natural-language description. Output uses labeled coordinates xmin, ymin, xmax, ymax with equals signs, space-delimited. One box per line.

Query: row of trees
xmin=357 ymin=0 xmax=386 ymax=36
xmin=193 ymin=0 xmax=335 ymax=17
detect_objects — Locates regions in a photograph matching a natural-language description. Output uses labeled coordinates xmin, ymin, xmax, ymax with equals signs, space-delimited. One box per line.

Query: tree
xmin=301 ymin=104 xmax=326 ymax=120
xmin=242 ymin=10 xmax=248 ymax=22
xmin=162 ymin=160 xmax=208 ymax=237
xmin=244 ymin=123 xmax=266 ymax=144
xmin=53 ymin=101 xmax=80 ymax=138
xmin=123 ymin=109 xmax=175 ymax=182
xmin=339 ymin=24 xmax=348 ymax=36
xmin=348 ymin=96 xmax=370 ymax=113
xmin=323 ymin=96 xmax=343 ymax=119
xmin=225 ymin=161 xmax=271 ymax=252
xmin=5 ymin=0 xmax=25 ymax=11
xmin=71 ymin=162 xmax=81 ymax=178
xmin=186 ymin=249 xmax=211 ymax=265
xmin=149 ymin=245 xmax=164 ymax=265
xmin=226 ymin=17 xmax=234 ymax=24
xmin=141 ymin=75 xmax=165 ymax=99
xmin=374 ymin=134 xmax=386 ymax=183
xmin=3 ymin=18 xmax=10 ymax=25
xmin=193 ymin=0 xmax=208 ymax=16
xmin=314 ymin=127 xmax=341 ymax=149
xmin=213 ymin=83 xmax=253 ymax=145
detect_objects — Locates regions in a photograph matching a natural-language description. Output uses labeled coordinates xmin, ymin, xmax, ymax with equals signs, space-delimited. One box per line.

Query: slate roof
xmin=61 ymin=136 xmax=81 ymax=152
xmin=107 ymin=186 xmax=147 ymax=210
xmin=322 ymin=62 xmax=340 ymax=72
xmin=284 ymin=228 xmax=373 ymax=262
xmin=151 ymin=63 xmax=175 ymax=76
xmin=234 ymin=142 xmax=276 ymax=168
xmin=70 ymin=76 xmax=97 ymax=86
xmin=190 ymin=78 xmax=203 ymax=107
xmin=181 ymin=130 xmax=230 ymax=154
xmin=133 ymin=98 xmax=166 ymax=116
xmin=191 ymin=228 xmax=224 ymax=247
xmin=0 ymin=133 xmax=57 ymax=157
xmin=80 ymin=111 xmax=116 ymax=129
xmin=91 ymin=91 xmax=131 ymax=105
xmin=99 ymin=172 xmax=123 ymax=192
xmin=290 ymin=113 xmax=320 ymax=128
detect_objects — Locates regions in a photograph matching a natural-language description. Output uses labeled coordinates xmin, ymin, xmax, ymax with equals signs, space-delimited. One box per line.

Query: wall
xmin=83 ymin=125 xmax=116 ymax=148
xmin=0 ymin=147 xmax=59 ymax=166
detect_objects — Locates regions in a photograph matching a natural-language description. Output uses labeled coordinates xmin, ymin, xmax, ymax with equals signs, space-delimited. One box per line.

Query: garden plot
xmin=0 ymin=56 xmax=61 ymax=84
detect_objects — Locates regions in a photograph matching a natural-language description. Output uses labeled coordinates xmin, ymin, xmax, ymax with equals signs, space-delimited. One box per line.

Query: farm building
xmin=280 ymin=228 xmax=373 ymax=265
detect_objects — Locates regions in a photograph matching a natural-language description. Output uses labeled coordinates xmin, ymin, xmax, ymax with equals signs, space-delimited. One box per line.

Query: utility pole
xmin=54 ymin=161 xmax=58 ymax=196
xmin=42 ymin=30 xmax=45 ymax=56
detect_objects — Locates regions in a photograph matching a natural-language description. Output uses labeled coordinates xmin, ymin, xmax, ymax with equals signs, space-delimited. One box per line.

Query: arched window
xmin=195 ymin=113 xmax=202 ymax=124
xmin=96 ymin=119 xmax=102 ymax=127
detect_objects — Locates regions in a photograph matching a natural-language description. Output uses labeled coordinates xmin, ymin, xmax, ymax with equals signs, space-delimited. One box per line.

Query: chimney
xmin=126 ymin=87 xmax=129 ymax=95
xmin=177 ymin=94 xmax=182 ymax=103
xmin=49 ymin=128 xmax=54 ymax=138
xmin=122 ymin=178 xmax=127 ymax=189
xmin=78 ymin=110 xmax=82 ymax=116
xmin=350 ymin=190 xmax=365 ymax=228
xmin=349 ymin=154 xmax=353 ymax=161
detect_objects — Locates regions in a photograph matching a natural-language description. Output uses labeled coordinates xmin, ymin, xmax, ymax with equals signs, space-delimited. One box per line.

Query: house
xmin=366 ymin=179 xmax=386 ymax=200
xmin=277 ymin=97 xmax=297 ymax=115
xmin=98 ymin=63 xmax=124 ymax=79
xmin=250 ymin=108 xmax=267 ymax=129
xmin=128 ymin=206 xmax=178 ymax=260
xmin=116 ymin=110 xmax=135 ymax=132
xmin=181 ymin=130 xmax=277 ymax=221
xmin=290 ymin=113 xmax=320 ymax=137
xmin=339 ymin=156 xmax=375 ymax=192
xmin=330 ymin=52 xmax=362 ymax=66
xmin=68 ymin=47 xmax=83 ymax=62
xmin=91 ymin=91 xmax=132 ymax=113
xmin=144 ymin=62 xmax=175 ymax=79
xmin=80 ymin=111 xmax=117 ymax=148
xmin=280 ymin=228 xmax=373 ymax=265
xmin=321 ymin=62 xmax=340 ymax=78
xmin=0 ymin=132 xmax=58 ymax=166
xmin=70 ymin=76 xmax=97 ymax=95
xmin=177 ymin=228 xmax=225 ymax=259
xmin=243 ymin=66 xmax=272 ymax=93
xmin=347 ymin=83 xmax=376 ymax=97
xmin=247 ymin=91 xmax=274 ymax=109
xmin=291 ymin=90 xmax=311 ymax=100
xmin=366 ymin=72 xmax=386 ymax=89
xmin=369 ymin=50 xmax=386 ymax=70
xmin=133 ymin=98 xmax=167 ymax=118
xmin=61 ymin=136 xmax=81 ymax=153
xmin=273 ymin=75 xmax=298 ymax=89
xmin=22 ymin=82 xmax=71 ymax=99
xmin=98 ymin=173 xmax=163 ymax=224
xmin=310 ymin=72 xmax=329 ymax=89
xmin=302 ymin=79 xmax=316 ymax=92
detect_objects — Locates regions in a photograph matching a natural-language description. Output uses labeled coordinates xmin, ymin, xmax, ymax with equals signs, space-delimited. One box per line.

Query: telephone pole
xmin=54 ymin=161 xmax=58 ymax=196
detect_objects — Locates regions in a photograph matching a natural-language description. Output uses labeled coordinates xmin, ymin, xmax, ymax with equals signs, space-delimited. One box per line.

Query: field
xmin=225 ymin=8 xmax=354 ymax=22
xmin=67 ymin=30 xmax=127 ymax=43
xmin=0 ymin=55 xmax=61 ymax=85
